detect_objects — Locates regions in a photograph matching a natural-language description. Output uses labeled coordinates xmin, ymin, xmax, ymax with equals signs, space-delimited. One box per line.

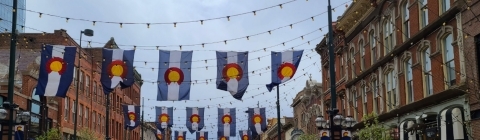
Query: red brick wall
xmin=0 ymin=30 xmax=142 ymax=140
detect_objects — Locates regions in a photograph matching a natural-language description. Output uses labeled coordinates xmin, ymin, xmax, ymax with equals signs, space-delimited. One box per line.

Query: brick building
xmin=289 ymin=80 xmax=322 ymax=139
xmin=316 ymin=0 xmax=473 ymax=139
xmin=0 ymin=29 xmax=143 ymax=140
xmin=460 ymin=0 xmax=480 ymax=138
xmin=264 ymin=117 xmax=293 ymax=140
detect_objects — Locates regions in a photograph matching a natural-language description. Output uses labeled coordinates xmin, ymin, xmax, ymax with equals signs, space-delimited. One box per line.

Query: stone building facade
xmin=290 ymin=80 xmax=322 ymax=139
xmin=316 ymin=0 xmax=473 ymax=139
xmin=0 ymin=29 xmax=142 ymax=140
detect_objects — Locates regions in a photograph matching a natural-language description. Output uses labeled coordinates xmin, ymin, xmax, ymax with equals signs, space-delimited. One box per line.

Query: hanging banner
xmin=186 ymin=107 xmax=205 ymax=133
xmin=157 ymin=50 xmax=193 ymax=101
xmin=342 ymin=130 xmax=352 ymax=140
xmin=196 ymin=131 xmax=208 ymax=140
xmin=320 ymin=130 xmax=330 ymax=140
xmin=248 ymin=108 xmax=267 ymax=137
xmin=156 ymin=106 xmax=173 ymax=130
xmin=101 ymin=48 xmax=136 ymax=94
xmin=266 ymin=50 xmax=304 ymax=91
xmin=122 ymin=104 xmax=140 ymax=130
xmin=156 ymin=129 xmax=166 ymax=140
xmin=239 ymin=130 xmax=252 ymax=140
xmin=216 ymin=51 xmax=249 ymax=100
xmin=218 ymin=108 xmax=236 ymax=137
xmin=14 ymin=125 xmax=24 ymax=140
xmin=174 ymin=131 xmax=187 ymax=140
xmin=35 ymin=45 xmax=76 ymax=97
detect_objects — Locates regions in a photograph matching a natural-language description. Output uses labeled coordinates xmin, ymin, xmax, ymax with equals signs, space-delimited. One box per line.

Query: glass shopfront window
xmin=29 ymin=88 xmax=44 ymax=139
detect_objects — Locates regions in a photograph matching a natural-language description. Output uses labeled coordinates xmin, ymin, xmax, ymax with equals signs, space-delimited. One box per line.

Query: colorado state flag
xmin=101 ymin=48 xmax=135 ymax=94
xmin=217 ymin=133 xmax=230 ymax=140
xmin=156 ymin=129 xmax=166 ymax=140
xmin=196 ymin=131 xmax=208 ymax=140
xmin=14 ymin=125 xmax=24 ymax=140
xmin=156 ymin=106 xmax=173 ymax=130
xmin=174 ymin=131 xmax=186 ymax=140
xmin=122 ymin=105 xmax=140 ymax=130
xmin=248 ymin=108 xmax=267 ymax=137
xmin=35 ymin=45 xmax=76 ymax=97
xmin=218 ymin=108 xmax=236 ymax=137
xmin=157 ymin=50 xmax=193 ymax=101
xmin=266 ymin=50 xmax=304 ymax=91
xmin=216 ymin=51 xmax=249 ymax=100
xmin=186 ymin=107 xmax=205 ymax=133
xmin=239 ymin=130 xmax=252 ymax=140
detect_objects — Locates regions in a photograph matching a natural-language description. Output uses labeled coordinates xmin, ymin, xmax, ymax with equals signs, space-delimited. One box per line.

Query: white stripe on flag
xmin=223 ymin=108 xmax=230 ymax=136
xmin=167 ymin=51 xmax=181 ymax=100
xmin=226 ymin=52 xmax=239 ymax=95
xmin=44 ymin=45 xmax=66 ymax=96
xmin=178 ymin=131 xmax=184 ymax=136
xmin=128 ymin=105 xmax=135 ymax=127
xmin=192 ymin=107 xmax=199 ymax=131
xmin=281 ymin=51 xmax=293 ymax=83
xmin=110 ymin=49 xmax=124 ymax=88
xmin=253 ymin=108 xmax=262 ymax=134
xmin=200 ymin=132 xmax=205 ymax=137
xmin=161 ymin=107 xmax=168 ymax=128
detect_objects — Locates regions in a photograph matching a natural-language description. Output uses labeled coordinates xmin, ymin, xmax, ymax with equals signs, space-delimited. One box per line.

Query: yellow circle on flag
xmin=50 ymin=61 xmax=63 ymax=72
xmin=111 ymin=65 xmax=124 ymax=76
xmin=254 ymin=116 xmax=262 ymax=123
xmin=160 ymin=116 xmax=169 ymax=122
xmin=226 ymin=67 xmax=239 ymax=78
xmin=168 ymin=71 xmax=181 ymax=82
xmin=178 ymin=137 xmax=184 ymax=140
xmin=221 ymin=137 xmax=227 ymax=140
xmin=223 ymin=117 xmax=231 ymax=124
xmin=243 ymin=135 xmax=249 ymax=140
xmin=191 ymin=116 xmax=199 ymax=123
xmin=280 ymin=67 xmax=294 ymax=77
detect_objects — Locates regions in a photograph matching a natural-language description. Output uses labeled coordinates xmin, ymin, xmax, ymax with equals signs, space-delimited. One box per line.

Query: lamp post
xmin=0 ymin=102 xmax=32 ymax=140
xmin=316 ymin=115 xmax=356 ymax=140
xmin=7 ymin=0 xmax=19 ymax=140
xmin=325 ymin=0 xmax=338 ymax=138
xmin=73 ymin=29 xmax=94 ymax=140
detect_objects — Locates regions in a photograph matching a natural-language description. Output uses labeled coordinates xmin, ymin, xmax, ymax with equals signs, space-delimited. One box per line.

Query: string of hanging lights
xmin=0 ymin=0 xmax=340 ymax=27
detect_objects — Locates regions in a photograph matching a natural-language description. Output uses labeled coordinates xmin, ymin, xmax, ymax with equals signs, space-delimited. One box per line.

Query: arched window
xmin=402 ymin=1 xmax=410 ymax=40
xmin=422 ymin=48 xmax=433 ymax=96
xmin=361 ymin=85 xmax=367 ymax=115
xmin=350 ymin=47 xmax=356 ymax=79
xmin=383 ymin=17 xmax=394 ymax=53
xmin=369 ymin=30 xmax=377 ymax=63
xmin=440 ymin=0 xmax=450 ymax=14
xmin=360 ymin=39 xmax=365 ymax=70
xmin=385 ymin=70 xmax=397 ymax=111
xmin=441 ymin=33 xmax=456 ymax=87
xmin=405 ymin=58 xmax=414 ymax=103
xmin=419 ymin=0 xmax=429 ymax=28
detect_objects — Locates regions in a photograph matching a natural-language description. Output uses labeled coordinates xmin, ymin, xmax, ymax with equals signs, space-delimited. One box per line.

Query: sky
xmin=22 ymin=0 xmax=349 ymax=139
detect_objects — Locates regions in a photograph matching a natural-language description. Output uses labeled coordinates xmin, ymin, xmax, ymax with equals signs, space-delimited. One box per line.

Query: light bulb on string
xmin=308 ymin=41 xmax=310 ymax=45
xmin=282 ymin=42 xmax=285 ymax=46
xmin=200 ymin=20 xmax=204 ymax=25
xmin=120 ymin=23 xmax=123 ymax=28
xmin=268 ymin=31 xmax=271 ymax=34
xmin=253 ymin=11 xmax=256 ymax=16
xmin=202 ymin=43 xmax=205 ymax=48
xmin=301 ymin=36 xmax=304 ymax=40
xmin=92 ymin=21 xmax=96 ymax=26
xmin=133 ymin=46 xmax=136 ymax=50
xmin=174 ymin=23 xmax=177 ymax=27
xmin=246 ymin=36 xmax=249 ymax=40
xmin=279 ymin=4 xmax=283 ymax=9
xmin=147 ymin=23 xmax=150 ymax=28
xmin=290 ymin=24 xmax=293 ymax=29
xmin=179 ymin=45 xmax=182 ymax=50
xmin=39 ymin=13 xmax=42 ymax=18
xmin=66 ymin=18 xmax=69 ymax=23
xmin=224 ymin=40 xmax=227 ymax=45
xmin=156 ymin=46 xmax=159 ymax=50
xmin=311 ymin=17 xmax=314 ymax=21
xmin=227 ymin=16 xmax=230 ymax=21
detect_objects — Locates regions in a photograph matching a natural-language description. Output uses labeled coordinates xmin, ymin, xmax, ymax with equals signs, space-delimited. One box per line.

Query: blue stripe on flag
xmin=215 ymin=51 xmax=249 ymax=100
xmin=266 ymin=50 xmax=304 ymax=91
xmin=157 ymin=50 xmax=193 ymax=101
xmin=217 ymin=108 xmax=236 ymax=136
xmin=155 ymin=106 xmax=173 ymax=130
xmin=101 ymin=49 xmax=136 ymax=95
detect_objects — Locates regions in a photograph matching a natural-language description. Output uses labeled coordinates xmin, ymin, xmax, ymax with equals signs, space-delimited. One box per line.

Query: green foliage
xmin=357 ymin=113 xmax=393 ymax=140
xmin=35 ymin=128 xmax=61 ymax=140
xmin=297 ymin=133 xmax=319 ymax=140
xmin=78 ymin=127 xmax=99 ymax=140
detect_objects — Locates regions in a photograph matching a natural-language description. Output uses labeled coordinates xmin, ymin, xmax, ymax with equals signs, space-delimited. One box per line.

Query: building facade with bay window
xmin=316 ymin=0 xmax=474 ymax=139
xmin=0 ymin=29 xmax=143 ymax=140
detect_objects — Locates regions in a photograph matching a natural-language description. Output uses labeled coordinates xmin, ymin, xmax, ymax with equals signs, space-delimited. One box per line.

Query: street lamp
xmin=73 ymin=29 xmax=94 ymax=140
xmin=343 ymin=116 xmax=356 ymax=129
xmin=0 ymin=102 xmax=31 ymax=140
xmin=315 ymin=116 xmax=328 ymax=130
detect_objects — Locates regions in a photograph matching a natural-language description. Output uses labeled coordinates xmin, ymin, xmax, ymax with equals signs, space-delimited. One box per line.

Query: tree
xmin=78 ymin=127 xmax=99 ymax=140
xmin=357 ymin=113 xmax=393 ymax=140
xmin=297 ymin=133 xmax=319 ymax=140
xmin=35 ymin=128 xmax=62 ymax=140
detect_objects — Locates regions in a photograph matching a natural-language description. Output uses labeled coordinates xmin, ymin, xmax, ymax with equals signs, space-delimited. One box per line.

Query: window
xmin=422 ymin=48 xmax=433 ymax=96
xmin=93 ymin=112 xmax=96 ymax=130
xmin=360 ymin=39 xmax=365 ymax=70
xmin=443 ymin=34 xmax=456 ymax=87
xmin=72 ymin=100 xmax=76 ymax=122
xmin=419 ymin=0 xmax=429 ymax=28
xmin=352 ymin=91 xmax=358 ymax=120
xmin=372 ymin=79 xmax=380 ymax=113
xmin=85 ymin=108 xmax=89 ymax=127
xmin=370 ymin=30 xmax=377 ymax=63
xmin=340 ymin=55 xmax=344 ymax=78
xmin=64 ymin=97 xmax=69 ymax=120
xmin=86 ymin=76 xmax=90 ymax=97
xmin=383 ymin=17 xmax=394 ymax=53
xmin=29 ymin=88 xmax=42 ymax=138
xmin=402 ymin=2 xmax=410 ymax=40
xmin=385 ymin=70 xmax=397 ymax=111
xmin=73 ymin=67 xmax=77 ymax=87
xmin=362 ymin=85 xmax=367 ymax=115
xmin=79 ymin=71 xmax=84 ymax=92
xmin=94 ymin=82 xmax=97 ymax=102
xmin=440 ymin=0 xmax=450 ymax=14
xmin=350 ymin=48 xmax=356 ymax=79
xmin=405 ymin=59 xmax=414 ymax=103
xmin=79 ymin=104 xmax=83 ymax=126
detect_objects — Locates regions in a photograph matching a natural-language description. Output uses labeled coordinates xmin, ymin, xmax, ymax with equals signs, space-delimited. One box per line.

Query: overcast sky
xmin=23 ymin=0 xmax=349 ymax=139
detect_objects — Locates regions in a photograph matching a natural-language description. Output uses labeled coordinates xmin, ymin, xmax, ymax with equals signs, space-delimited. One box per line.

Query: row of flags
xmin=34 ymin=45 xmax=136 ymax=97
xmin=122 ymin=105 xmax=267 ymax=140
xmin=156 ymin=130 xmax=252 ymax=140
xmin=157 ymin=50 xmax=304 ymax=101
xmin=33 ymin=45 xmax=304 ymax=101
